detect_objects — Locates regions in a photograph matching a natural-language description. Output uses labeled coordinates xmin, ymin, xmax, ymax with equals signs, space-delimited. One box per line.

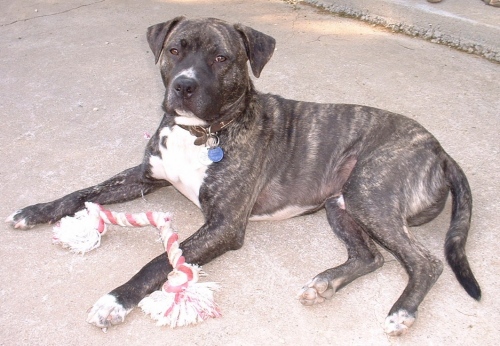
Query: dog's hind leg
xmin=374 ymin=223 xmax=443 ymax=335
xmin=407 ymin=190 xmax=448 ymax=227
xmin=350 ymin=207 xmax=444 ymax=336
xmin=298 ymin=196 xmax=384 ymax=305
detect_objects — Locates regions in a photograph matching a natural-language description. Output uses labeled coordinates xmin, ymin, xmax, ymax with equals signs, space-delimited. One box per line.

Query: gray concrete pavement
xmin=1 ymin=0 xmax=499 ymax=345
xmin=305 ymin=0 xmax=500 ymax=62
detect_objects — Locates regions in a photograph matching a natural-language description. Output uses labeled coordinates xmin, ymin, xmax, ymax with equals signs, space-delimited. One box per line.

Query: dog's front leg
xmin=87 ymin=206 xmax=248 ymax=328
xmin=86 ymin=252 xmax=172 ymax=328
xmin=6 ymin=164 xmax=170 ymax=229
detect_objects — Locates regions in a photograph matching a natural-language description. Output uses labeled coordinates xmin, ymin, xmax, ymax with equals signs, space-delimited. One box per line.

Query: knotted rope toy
xmin=52 ymin=202 xmax=221 ymax=327
xmin=52 ymin=202 xmax=169 ymax=254
xmin=139 ymin=227 xmax=221 ymax=327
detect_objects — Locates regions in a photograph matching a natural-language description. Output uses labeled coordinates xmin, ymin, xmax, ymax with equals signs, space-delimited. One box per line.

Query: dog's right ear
xmin=147 ymin=16 xmax=185 ymax=64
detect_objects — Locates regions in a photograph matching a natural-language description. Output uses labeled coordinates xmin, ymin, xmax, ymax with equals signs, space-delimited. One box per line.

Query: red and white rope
xmin=52 ymin=202 xmax=220 ymax=327
xmin=52 ymin=202 xmax=171 ymax=254
xmin=86 ymin=201 xmax=171 ymax=235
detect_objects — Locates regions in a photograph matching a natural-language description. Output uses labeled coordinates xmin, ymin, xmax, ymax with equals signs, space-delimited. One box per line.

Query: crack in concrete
xmin=0 ymin=0 xmax=106 ymax=27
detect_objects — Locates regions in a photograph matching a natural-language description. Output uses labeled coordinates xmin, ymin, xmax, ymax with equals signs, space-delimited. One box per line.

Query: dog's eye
xmin=215 ymin=55 xmax=227 ymax=63
xmin=170 ymin=48 xmax=179 ymax=55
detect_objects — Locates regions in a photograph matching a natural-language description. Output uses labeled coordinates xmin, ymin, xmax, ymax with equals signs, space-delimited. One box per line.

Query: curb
xmin=302 ymin=0 xmax=500 ymax=63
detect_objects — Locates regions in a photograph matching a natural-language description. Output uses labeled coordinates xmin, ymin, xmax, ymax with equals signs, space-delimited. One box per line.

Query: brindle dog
xmin=6 ymin=17 xmax=480 ymax=335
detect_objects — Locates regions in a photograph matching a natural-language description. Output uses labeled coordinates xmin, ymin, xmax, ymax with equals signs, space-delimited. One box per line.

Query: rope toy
xmin=52 ymin=202 xmax=221 ymax=327
xmin=52 ymin=202 xmax=169 ymax=253
xmin=139 ymin=226 xmax=221 ymax=327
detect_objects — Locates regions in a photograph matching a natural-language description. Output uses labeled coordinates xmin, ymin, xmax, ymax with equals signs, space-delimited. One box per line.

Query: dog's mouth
xmin=163 ymin=91 xmax=210 ymax=126
xmin=173 ymin=109 xmax=209 ymax=127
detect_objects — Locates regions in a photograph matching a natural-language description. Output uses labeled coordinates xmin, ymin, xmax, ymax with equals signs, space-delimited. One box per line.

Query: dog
xmin=6 ymin=17 xmax=481 ymax=336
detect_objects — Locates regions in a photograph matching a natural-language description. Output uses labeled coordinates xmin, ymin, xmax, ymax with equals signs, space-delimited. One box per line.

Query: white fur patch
xmin=5 ymin=210 xmax=29 ymax=229
xmin=149 ymin=126 xmax=210 ymax=207
xmin=384 ymin=309 xmax=416 ymax=336
xmin=250 ymin=205 xmax=314 ymax=221
xmin=174 ymin=110 xmax=208 ymax=126
xmin=86 ymin=294 xmax=131 ymax=328
xmin=175 ymin=67 xmax=196 ymax=79
xmin=336 ymin=194 xmax=345 ymax=209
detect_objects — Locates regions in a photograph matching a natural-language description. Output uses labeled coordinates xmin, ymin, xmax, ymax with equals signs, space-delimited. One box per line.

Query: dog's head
xmin=147 ymin=17 xmax=276 ymax=126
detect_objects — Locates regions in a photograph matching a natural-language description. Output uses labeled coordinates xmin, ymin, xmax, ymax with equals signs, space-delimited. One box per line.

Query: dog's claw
xmin=87 ymin=294 xmax=131 ymax=328
xmin=297 ymin=277 xmax=335 ymax=306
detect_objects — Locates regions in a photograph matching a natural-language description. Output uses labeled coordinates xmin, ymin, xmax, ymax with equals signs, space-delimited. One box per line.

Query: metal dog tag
xmin=203 ymin=134 xmax=224 ymax=163
xmin=208 ymin=146 xmax=224 ymax=162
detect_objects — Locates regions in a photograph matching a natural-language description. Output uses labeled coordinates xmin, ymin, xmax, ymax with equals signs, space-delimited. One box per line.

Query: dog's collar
xmin=178 ymin=117 xmax=236 ymax=146
xmin=178 ymin=91 xmax=246 ymax=146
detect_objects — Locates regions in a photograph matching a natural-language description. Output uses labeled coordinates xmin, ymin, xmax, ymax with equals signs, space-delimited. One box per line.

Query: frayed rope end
xmin=139 ymin=281 xmax=221 ymax=327
xmin=139 ymin=226 xmax=221 ymax=327
xmin=52 ymin=208 xmax=103 ymax=254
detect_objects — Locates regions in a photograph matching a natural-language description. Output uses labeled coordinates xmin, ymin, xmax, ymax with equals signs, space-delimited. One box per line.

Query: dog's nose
xmin=173 ymin=78 xmax=198 ymax=99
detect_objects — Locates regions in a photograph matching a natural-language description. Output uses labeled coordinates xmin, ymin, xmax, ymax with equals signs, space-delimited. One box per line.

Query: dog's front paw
xmin=297 ymin=276 xmax=335 ymax=306
xmin=5 ymin=202 xmax=65 ymax=229
xmin=5 ymin=209 xmax=34 ymax=229
xmin=87 ymin=294 xmax=132 ymax=329
xmin=384 ymin=309 xmax=416 ymax=336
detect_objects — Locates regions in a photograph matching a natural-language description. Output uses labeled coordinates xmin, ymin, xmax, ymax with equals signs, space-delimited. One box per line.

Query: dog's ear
xmin=234 ymin=24 xmax=276 ymax=78
xmin=147 ymin=16 xmax=185 ymax=64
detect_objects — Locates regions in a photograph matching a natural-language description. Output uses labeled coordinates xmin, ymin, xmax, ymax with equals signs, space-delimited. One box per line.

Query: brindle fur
xmin=6 ymin=17 xmax=480 ymax=335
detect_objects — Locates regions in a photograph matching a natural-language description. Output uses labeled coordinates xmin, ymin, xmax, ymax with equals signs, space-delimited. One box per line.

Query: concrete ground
xmin=305 ymin=0 xmax=500 ymax=62
xmin=1 ymin=0 xmax=498 ymax=345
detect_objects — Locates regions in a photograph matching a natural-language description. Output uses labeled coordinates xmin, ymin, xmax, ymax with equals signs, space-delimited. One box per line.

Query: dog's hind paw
xmin=87 ymin=294 xmax=131 ymax=329
xmin=5 ymin=210 xmax=31 ymax=229
xmin=384 ymin=309 xmax=416 ymax=336
xmin=297 ymin=277 xmax=335 ymax=306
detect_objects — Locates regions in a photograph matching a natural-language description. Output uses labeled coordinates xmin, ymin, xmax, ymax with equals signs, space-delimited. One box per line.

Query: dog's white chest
xmin=149 ymin=126 xmax=210 ymax=207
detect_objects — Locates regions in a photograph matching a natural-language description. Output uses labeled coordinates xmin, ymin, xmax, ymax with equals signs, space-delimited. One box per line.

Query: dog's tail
xmin=442 ymin=153 xmax=481 ymax=300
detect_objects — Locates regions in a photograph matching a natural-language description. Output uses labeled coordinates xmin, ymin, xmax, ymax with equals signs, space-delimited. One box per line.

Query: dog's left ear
xmin=234 ymin=24 xmax=276 ymax=78
xmin=147 ymin=16 xmax=186 ymax=64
